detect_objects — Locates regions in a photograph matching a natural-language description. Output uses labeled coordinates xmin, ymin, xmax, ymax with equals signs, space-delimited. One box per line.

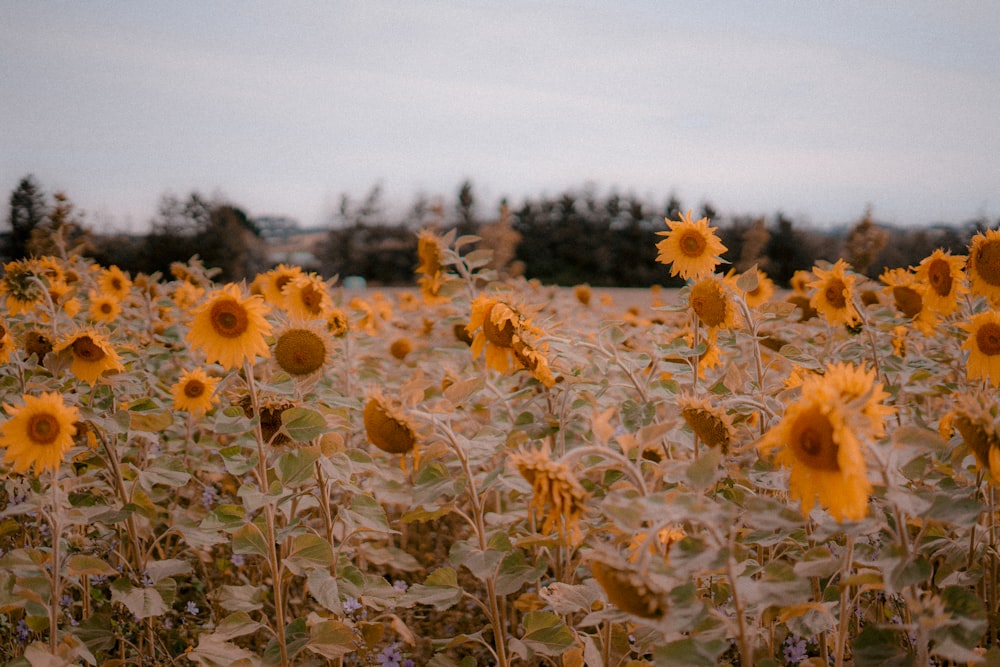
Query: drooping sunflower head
xmin=510 ymin=444 xmax=588 ymax=545
xmin=362 ymin=391 xmax=418 ymax=455
xmin=655 ymin=210 xmax=728 ymax=281
xmin=416 ymin=228 xmax=445 ymax=277
xmin=914 ymin=248 xmax=967 ymax=315
xmin=53 ymin=329 xmax=124 ymax=385
xmin=574 ymin=284 xmax=592 ymax=306
xmin=0 ymin=321 xmax=14 ymax=364
xmin=22 ymin=329 xmax=53 ymax=360
xmin=968 ymin=229 xmax=1000 ymax=305
xmin=688 ymin=276 xmax=738 ymax=330
xmin=808 ymin=259 xmax=861 ymax=327
xmin=87 ymin=290 xmax=122 ymax=323
xmin=940 ymin=390 xmax=1000 ymax=475
xmin=590 ymin=557 xmax=669 ymax=619
xmin=758 ymin=387 xmax=871 ymax=522
xmin=239 ymin=395 xmax=294 ymax=447
xmin=511 ymin=338 xmax=556 ymax=388
xmin=961 ymin=310 xmax=1000 ymax=387
xmin=281 ymin=273 xmax=333 ymax=320
xmin=677 ymin=393 xmax=735 ymax=453
xmin=325 ymin=308 xmax=350 ymax=337
xmin=0 ymin=392 xmax=80 ymax=476
xmin=171 ymin=368 xmax=221 ymax=416
xmin=186 ymin=283 xmax=273 ymax=370
xmin=272 ymin=323 xmax=331 ymax=378
xmin=98 ymin=265 xmax=132 ymax=301
xmin=467 ymin=295 xmax=526 ymax=373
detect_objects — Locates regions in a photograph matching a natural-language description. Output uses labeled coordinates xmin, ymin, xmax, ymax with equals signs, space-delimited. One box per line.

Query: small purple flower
xmin=231 ymin=553 xmax=245 ymax=567
xmin=783 ymin=635 xmax=808 ymax=664
xmin=201 ymin=485 xmax=218 ymax=507
xmin=16 ymin=618 xmax=29 ymax=642
xmin=392 ymin=579 xmax=408 ymax=592
xmin=343 ymin=596 xmax=362 ymax=614
xmin=376 ymin=642 xmax=403 ymax=667
xmin=185 ymin=600 xmax=199 ymax=615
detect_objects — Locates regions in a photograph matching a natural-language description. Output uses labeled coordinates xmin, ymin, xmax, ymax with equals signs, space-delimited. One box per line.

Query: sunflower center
xmin=679 ymin=231 xmax=706 ymax=258
xmin=110 ymin=277 xmax=123 ymax=291
xmin=298 ymin=285 xmax=324 ymax=314
xmin=275 ymin=275 xmax=293 ymax=293
xmin=27 ymin=413 xmax=61 ymax=445
xmin=689 ymin=282 xmax=727 ymax=328
xmin=483 ymin=303 xmax=517 ymax=348
xmin=72 ymin=336 xmax=106 ymax=362
xmin=892 ymin=286 xmax=923 ymax=319
xmin=927 ymin=259 xmax=953 ymax=297
xmin=100 ymin=303 xmax=113 ymax=314
xmin=274 ymin=329 xmax=327 ymax=375
xmin=976 ymin=240 xmax=1000 ymax=286
xmin=184 ymin=379 xmax=206 ymax=398
xmin=0 ymin=324 xmax=6 ymax=339
xmin=789 ymin=407 xmax=840 ymax=472
xmin=824 ymin=279 xmax=847 ymax=309
xmin=976 ymin=322 xmax=1000 ymax=356
xmin=681 ymin=407 xmax=730 ymax=451
xmin=209 ymin=299 xmax=249 ymax=338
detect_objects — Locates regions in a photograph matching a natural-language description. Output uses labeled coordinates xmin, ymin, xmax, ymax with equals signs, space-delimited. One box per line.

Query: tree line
xmin=3 ymin=174 xmax=991 ymax=287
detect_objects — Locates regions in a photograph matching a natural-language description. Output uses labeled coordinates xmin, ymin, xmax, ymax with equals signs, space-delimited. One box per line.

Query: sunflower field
xmin=2 ymin=216 xmax=1000 ymax=666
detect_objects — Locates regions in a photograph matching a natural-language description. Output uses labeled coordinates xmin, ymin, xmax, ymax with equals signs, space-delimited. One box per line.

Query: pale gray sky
xmin=2 ymin=1 xmax=999 ymax=231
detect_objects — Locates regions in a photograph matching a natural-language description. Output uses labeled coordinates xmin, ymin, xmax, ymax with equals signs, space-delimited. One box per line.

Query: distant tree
xmin=455 ymin=180 xmax=478 ymax=237
xmin=197 ymin=204 xmax=266 ymax=281
xmin=844 ymin=209 xmax=889 ymax=276
xmin=765 ymin=213 xmax=816 ymax=286
xmin=28 ymin=191 xmax=94 ymax=258
xmin=479 ymin=202 xmax=522 ymax=277
xmin=5 ymin=175 xmax=48 ymax=260
xmin=736 ymin=217 xmax=770 ymax=273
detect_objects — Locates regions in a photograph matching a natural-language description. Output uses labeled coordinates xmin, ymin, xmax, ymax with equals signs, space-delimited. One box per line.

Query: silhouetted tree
xmin=455 ymin=180 xmax=478 ymax=237
xmin=5 ymin=175 xmax=48 ymax=260
xmin=765 ymin=213 xmax=816 ymax=286
xmin=28 ymin=191 xmax=94 ymax=258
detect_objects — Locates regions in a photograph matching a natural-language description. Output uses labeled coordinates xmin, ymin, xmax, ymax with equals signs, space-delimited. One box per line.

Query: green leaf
xmin=213 ymin=611 xmax=263 ymax=641
xmin=653 ymin=638 xmax=730 ymax=667
xmin=281 ymin=407 xmax=327 ymax=442
xmin=214 ymin=584 xmax=265 ymax=613
xmin=200 ymin=504 xmax=247 ymax=533
xmin=495 ymin=550 xmax=547 ymax=596
xmin=218 ymin=444 xmax=258 ymax=475
xmin=852 ymin=625 xmax=910 ymax=666
xmin=110 ymin=580 xmax=167 ymax=619
xmin=139 ymin=456 xmax=191 ymax=488
xmin=64 ymin=554 xmax=117 ymax=577
xmin=232 ymin=522 xmax=269 ymax=558
xmin=520 ymin=611 xmax=576 ymax=656
xmin=187 ymin=635 xmax=258 ymax=667
xmin=145 ymin=559 xmax=192 ymax=583
xmin=345 ymin=494 xmax=392 ymax=533
xmin=407 ymin=567 xmax=462 ymax=611
xmin=283 ymin=533 xmax=334 ymax=576
xmin=213 ymin=405 xmax=256 ymax=435
xmin=307 ymin=619 xmax=355 ymax=659
xmin=735 ymin=265 xmax=759 ymax=293
xmin=306 ymin=569 xmax=341 ymax=613
xmin=275 ymin=446 xmax=321 ymax=488
xmin=685 ymin=446 xmax=722 ymax=491
xmin=128 ymin=405 xmax=174 ymax=433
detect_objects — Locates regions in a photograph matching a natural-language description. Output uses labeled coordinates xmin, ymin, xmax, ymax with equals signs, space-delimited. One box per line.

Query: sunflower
xmin=273 ymin=323 xmax=331 ymax=377
xmin=510 ymin=444 xmax=588 ymax=545
xmin=172 ymin=281 xmax=205 ymax=311
xmin=280 ymin=273 xmax=333 ymax=320
xmin=512 ymin=338 xmax=557 ymax=388
xmin=467 ymin=295 xmax=523 ymax=373
xmin=968 ymin=228 xmax=1000 ymax=305
xmin=187 ymin=283 xmax=273 ymax=370
xmin=677 ymin=393 xmax=735 ymax=452
xmin=961 ymin=310 xmax=1000 ymax=386
xmin=326 ymin=308 xmax=349 ymax=337
xmin=590 ymin=557 xmax=668 ymax=619
xmin=939 ymin=390 xmax=1000 ymax=481
xmin=655 ymin=210 xmax=727 ymax=281
xmin=914 ymin=248 xmax=967 ymax=316
xmin=171 ymin=368 xmax=220 ymax=416
xmin=879 ymin=267 xmax=937 ymax=335
xmin=808 ymin=259 xmax=861 ymax=328
xmin=363 ymin=391 xmax=418 ymax=454
xmin=574 ymin=284 xmax=592 ymax=306
xmin=88 ymin=290 xmax=122 ymax=323
xmin=688 ymin=275 xmax=738 ymax=331
xmin=389 ymin=337 xmax=413 ymax=360
xmin=256 ymin=264 xmax=305 ymax=305
xmin=758 ymin=385 xmax=871 ymax=522
xmin=349 ymin=298 xmax=380 ymax=335
xmin=728 ymin=267 xmax=775 ymax=309
xmin=790 ymin=270 xmax=814 ymax=295
xmin=22 ymin=330 xmax=52 ymax=360
xmin=53 ymin=329 xmax=124 ymax=385
xmin=0 ymin=392 xmax=79 ymax=476
xmin=1 ymin=260 xmax=46 ymax=315
xmin=98 ymin=265 xmax=132 ymax=302
xmin=807 ymin=361 xmax=895 ymax=438
xmin=0 ymin=321 xmax=15 ymax=364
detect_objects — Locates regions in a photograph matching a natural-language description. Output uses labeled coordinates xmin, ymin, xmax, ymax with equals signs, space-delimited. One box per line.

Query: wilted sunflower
xmin=389 ymin=337 xmax=413 ymax=360
xmin=273 ymin=323 xmax=331 ymax=377
xmin=281 ymin=273 xmax=333 ymax=320
xmin=939 ymin=390 xmax=1000 ymax=481
xmin=0 ymin=392 xmax=79 ymax=476
xmin=325 ymin=308 xmax=349 ymax=337
xmin=678 ymin=393 xmax=735 ymax=452
xmin=510 ymin=444 xmax=588 ymax=545
xmin=655 ymin=210 xmax=727 ymax=281
xmin=416 ymin=229 xmax=452 ymax=305
xmin=961 ymin=310 xmax=1000 ymax=386
xmin=512 ymin=338 xmax=556 ymax=388
xmin=239 ymin=396 xmax=294 ymax=447
xmin=1 ymin=260 xmax=46 ymax=316
xmin=590 ymin=558 xmax=668 ymax=619
xmin=968 ymin=228 xmax=1000 ymax=305
xmin=363 ymin=391 xmax=418 ymax=454
xmin=171 ymin=368 xmax=220 ymax=416
xmin=627 ymin=525 xmax=686 ymax=564
xmin=53 ymin=329 xmax=124 ymax=385
xmin=914 ymin=248 xmax=967 ymax=316
xmin=688 ymin=275 xmax=738 ymax=331
xmin=187 ymin=283 xmax=272 ymax=370
xmin=0 ymin=322 xmax=13 ymax=363
xmin=98 ymin=265 xmax=132 ymax=301
xmin=22 ymin=330 xmax=52 ymax=360
xmin=808 ymin=259 xmax=861 ymax=328
xmin=467 ymin=295 xmax=523 ymax=373
xmin=879 ymin=267 xmax=937 ymax=335
xmin=574 ymin=284 xmax=592 ymax=306
xmin=758 ymin=385 xmax=871 ymax=522
xmin=88 ymin=290 xmax=122 ymax=323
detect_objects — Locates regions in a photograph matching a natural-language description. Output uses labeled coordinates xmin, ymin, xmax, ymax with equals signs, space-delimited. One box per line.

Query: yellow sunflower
xmin=272 ymin=323 xmax=331 ymax=377
xmin=806 ymin=361 xmax=895 ymax=438
xmin=0 ymin=392 xmax=79 ymax=476
xmin=98 ymin=265 xmax=132 ymax=301
xmin=281 ymin=273 xmax=333 ymax=320
xmin=325 ymin=308 xmax=350 ymax=337
xmin=53 ymin=329 xmax=124 ymax=385
xmin=728 ymin=267 xmax=775 ymax=309
xmin=256 ymin=264 xmax=305 ymax=305
xmin=939 ymin=390 xmax=1000 ymax=482
xmin=88 ymin=290 xmax=122 ymax=323
xmin=808 ymin=259 xmax=861 ymax=327
xmin=968 ymin=228 xmax=1000 ymax=305
xmin=171 ymin=368 xmax=220 ymax=416
xmin=363 ymin=391 xmax=418 ymax=454
xmin=913 ymin=248 xmax=967 ymax=316
xmin=655 ymin=210 xmax=727 ymax=281
xmin=759 ymin=385 xmax=871 ymax=522
xmin=172 ymin=281 xmax=205 ymax=311
xmin=467 ymin=295 xmax=523 ymax=373
xmin=0 ymin=320 xmax=15 ymax=364
xmin=187 ymin=283 xmax=273 ymax=370
xmin=1 ymin=260 xmax=46 ymax=316
xmin=688 ymin=275 xmax=739 ymax=331
xmin=879 ymin=267 xmax=937 ymax=335
xmin=790 ymin=269 xmax=814 ymax=295
xmin=961 ymin=310 xmax=1000 ymax=386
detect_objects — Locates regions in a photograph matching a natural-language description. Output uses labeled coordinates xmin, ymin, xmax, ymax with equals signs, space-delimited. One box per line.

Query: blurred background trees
xmin=3 ymin=173 xmax=996 ymax=288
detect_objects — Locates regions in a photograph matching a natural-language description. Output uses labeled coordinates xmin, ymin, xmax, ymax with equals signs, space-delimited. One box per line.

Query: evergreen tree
xmin=5 ymin=175 xmax=48 ymax=260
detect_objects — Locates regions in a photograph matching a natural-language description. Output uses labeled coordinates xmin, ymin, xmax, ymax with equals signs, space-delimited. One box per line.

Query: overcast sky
xmin=2 ymin=1 xmax=999 ymax=232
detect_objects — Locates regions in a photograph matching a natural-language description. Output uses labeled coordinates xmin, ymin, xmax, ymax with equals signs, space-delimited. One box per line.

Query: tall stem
xmin=48 ymin=470 xmax=61 ymax=654
xmin=834 ymin=535 xmax=855 ymax=667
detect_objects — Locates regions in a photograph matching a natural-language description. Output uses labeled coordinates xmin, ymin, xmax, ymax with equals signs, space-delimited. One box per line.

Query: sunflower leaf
xmin=280 ymin=407 xmax=327 ymax=442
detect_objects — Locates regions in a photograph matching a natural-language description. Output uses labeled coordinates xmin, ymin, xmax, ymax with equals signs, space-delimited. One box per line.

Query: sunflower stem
xmin=834 ymin=535 xmax=855 ymax=667
xmin=48 ymin=469 xmax=61 ymax=655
